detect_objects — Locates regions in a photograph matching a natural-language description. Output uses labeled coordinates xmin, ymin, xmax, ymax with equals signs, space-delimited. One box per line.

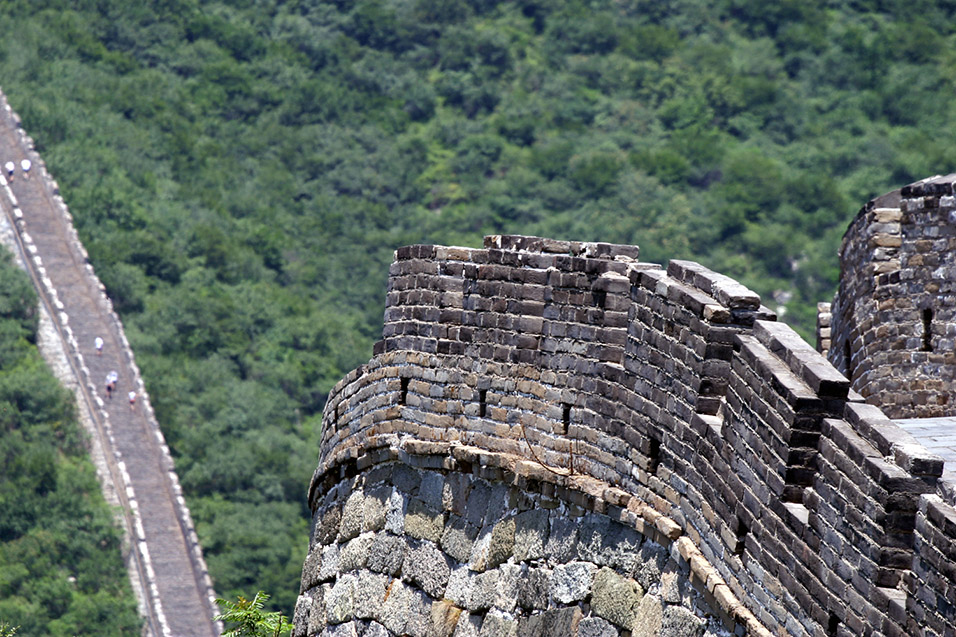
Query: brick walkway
xmin=0 ymin=94 xmax=219 ymax=637
xmin=895 ymin=417 xmax=956 ymax=493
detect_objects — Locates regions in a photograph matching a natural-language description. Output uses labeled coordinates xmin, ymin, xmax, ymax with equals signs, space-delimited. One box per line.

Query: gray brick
xmin=353 ymin=571 xmax=389 ymax=620
xmin=338 ymin=535 xmax=374 ymax=572
xmin=550 ymin=561 xmax=596 ymax=604
xmin=326 ymin=574 xmax=356 ymax=625
xmin=385 ymin=489 xmax=406 ymax=535
xmin=591 ymin=568 xmax=643 ymax=630
xmin=367 ymin=533 xmax=406 ymax=576
xmin=364 ymin=486 xmax=390 ymax=532
xmin=420 ymin=471 xmax=445 ymax=510
xmin=380 ymin=580 xmax=429 ymax=637
xmin=406 ymin=498 xmax=445 ymax=542
xmin=451 ymin=612 xmax=482 ymax=637
xmin=293 ymin=594 xmax=312 ymax=637
xmin=441 ymin=515 xmax=480 ymax=564
xmin=546 ymin=517 xmax=579 ymax=563
xmin=339 ymin=491 xmax=365 ymax=541
xmin=631 ymin=593 xmax=663 ymax=637
xmin=661 ymin=605 xmax=705 ymax=637
xmin=577 ymin=616 xmax=618 ymax=637
xmin=477 ymin=610 xmax=517 ymax=637
xmin=513 ymin=509 xmax=549 ymax=562
xmin=516 ymin=566 xmax=552 ymax=610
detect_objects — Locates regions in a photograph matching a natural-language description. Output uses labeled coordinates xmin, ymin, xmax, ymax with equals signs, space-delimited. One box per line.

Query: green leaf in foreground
xmin=215 ymin=591 xmax=291 ymax=637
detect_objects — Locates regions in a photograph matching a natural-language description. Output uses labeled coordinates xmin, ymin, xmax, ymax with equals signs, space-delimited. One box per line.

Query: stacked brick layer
xmin=304 ymin=235 xmax=956 ymax=637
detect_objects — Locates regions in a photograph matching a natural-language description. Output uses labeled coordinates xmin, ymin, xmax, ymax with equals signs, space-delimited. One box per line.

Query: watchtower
xmin=828 ymin=174 xmax=956 ymax=418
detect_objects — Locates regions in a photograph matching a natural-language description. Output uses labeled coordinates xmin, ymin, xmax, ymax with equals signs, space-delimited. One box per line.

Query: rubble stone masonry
xmin=299 ymin=221 xmax=956 ymax=636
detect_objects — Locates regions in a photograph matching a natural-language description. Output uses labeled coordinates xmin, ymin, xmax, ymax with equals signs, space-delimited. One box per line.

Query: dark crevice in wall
xmin=734 ymin=517 xmax=748 ymax=555
xmin=843 ymin=339 xmax=853 ymax=381
xmin=647 ymin=436 xmax=661 ymax=475
xmin=400 ymin=377 xmax=409 ymax=405
xmin=478 ymin=388 xmax=487 ymax=418
xmin=921 ymin=308 xmax=933 ymax=352
xmin=560 ymin=403 xmax=570 ymax=435
xmin=827 ymin=612 xmax=840 ymax=636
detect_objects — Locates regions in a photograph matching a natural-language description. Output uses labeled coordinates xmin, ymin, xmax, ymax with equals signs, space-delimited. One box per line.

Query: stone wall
xmin=301 ymin=233 xmax=956 ymax=636
xmin=297 ymin=461 xmax=728 ymax=637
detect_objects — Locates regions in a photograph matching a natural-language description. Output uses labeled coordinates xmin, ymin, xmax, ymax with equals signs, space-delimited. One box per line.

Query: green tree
xmin=215 ymin=592 xmax=291 ymax=637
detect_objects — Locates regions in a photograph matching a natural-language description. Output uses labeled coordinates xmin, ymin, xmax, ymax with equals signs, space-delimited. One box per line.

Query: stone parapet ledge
xmin=844 ymin=402 xmax=946 ymax=478
xmin=899 ymin=173 xmax=956 ymax=199
xmin=752 ymin=320 xmax=850 ymax=399
xmin=484 ymin=233 xmax=642 ymax=261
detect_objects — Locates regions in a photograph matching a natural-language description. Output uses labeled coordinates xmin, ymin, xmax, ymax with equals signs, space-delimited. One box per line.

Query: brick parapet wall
xmin=912 ymin=495 xmax=956 ymax=634
xmin=307 ymin=235 xmax=956 ymax=637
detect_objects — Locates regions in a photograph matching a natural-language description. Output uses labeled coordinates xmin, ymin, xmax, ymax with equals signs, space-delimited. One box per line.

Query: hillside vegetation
xmin=2 ymin=0 xmax=956 ymax=618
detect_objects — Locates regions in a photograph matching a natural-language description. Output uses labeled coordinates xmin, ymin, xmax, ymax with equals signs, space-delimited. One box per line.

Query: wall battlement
xmin=298 ymin=230 xmax=956 ymax=637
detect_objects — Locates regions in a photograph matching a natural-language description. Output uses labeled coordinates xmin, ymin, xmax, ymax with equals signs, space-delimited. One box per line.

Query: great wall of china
xmin=0 ymin=90 xmax=220 ymax=637
xmin=296 ymin=176 xmax=956 ymax=636
xmin=5 ymin=80 xmax=956 ymax=637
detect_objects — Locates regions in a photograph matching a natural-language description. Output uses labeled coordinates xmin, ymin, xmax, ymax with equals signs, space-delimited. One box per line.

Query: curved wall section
xmin=301 ymin=234 xmax=956 ymax=637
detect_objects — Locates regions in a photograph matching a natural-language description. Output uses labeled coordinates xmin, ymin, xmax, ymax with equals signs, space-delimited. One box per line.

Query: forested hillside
xmin=0 ymin=249 xmax=141 ymax=634
xmin=2 ymin=0 xmax=955 ymax=619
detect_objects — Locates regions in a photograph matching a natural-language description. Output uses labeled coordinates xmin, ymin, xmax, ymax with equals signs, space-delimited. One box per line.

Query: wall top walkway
xmin=0 ymin=89 xmax=220 ymax=637
xmin=896 ymin=417 xmax=956 ymax=498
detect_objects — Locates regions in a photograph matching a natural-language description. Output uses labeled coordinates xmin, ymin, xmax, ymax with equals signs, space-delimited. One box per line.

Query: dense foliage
xmin=3 ymin=0 xmax=956 ymax=618
xmin=0 ymin=249 xmax=140 ymax=634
